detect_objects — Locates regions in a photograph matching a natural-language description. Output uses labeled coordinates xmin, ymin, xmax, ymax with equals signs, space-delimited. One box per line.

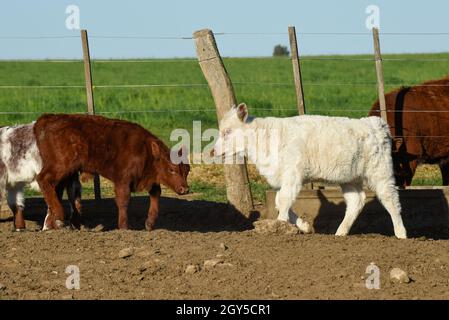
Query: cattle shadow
xmin=17 ymin=196 xmax=259 ymax=233
xmin=313 ymin=189 xmax=449 ymax=239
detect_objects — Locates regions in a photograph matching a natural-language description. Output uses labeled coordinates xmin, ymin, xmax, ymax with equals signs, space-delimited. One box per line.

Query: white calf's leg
xmin=7 ymin=185 xmax=26 ymax=231
xmin=276 ymin=176 xmax=311 ymax=233
xmin=336 ymin=184 xmax=365 ymax=236
xmin=374 ymin=179 xmax=407 ymax=239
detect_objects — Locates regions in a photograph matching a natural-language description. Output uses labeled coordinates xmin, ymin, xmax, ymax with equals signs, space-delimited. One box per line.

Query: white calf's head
xmin=212 ymin=103 xmax=249 ymax=158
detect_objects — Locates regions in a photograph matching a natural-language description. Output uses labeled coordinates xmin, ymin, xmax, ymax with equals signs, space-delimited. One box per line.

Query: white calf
xmin=0 ymin=123 xmax=42 ymax=230
xmin=0 ymin=122 xmax=82 ymax=231
xmin=213 ymin=103 xmax=407 ymax=239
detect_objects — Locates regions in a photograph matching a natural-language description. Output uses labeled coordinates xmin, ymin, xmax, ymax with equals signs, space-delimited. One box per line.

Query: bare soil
xmin=1 ymin=197 xmax=449 ymax=300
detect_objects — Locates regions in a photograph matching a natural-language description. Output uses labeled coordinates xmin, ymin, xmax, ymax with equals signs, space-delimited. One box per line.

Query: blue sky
xmin=1 ymin=0 xmax=449 ymax=59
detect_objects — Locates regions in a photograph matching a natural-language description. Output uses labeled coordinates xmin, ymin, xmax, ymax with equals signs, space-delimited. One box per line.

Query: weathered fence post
xmin=81 ymin=29 xmax=101 ymax=200
xmin=288 ymin=26 xmax=314 ymax=189
xmin=372 ymin=27 xmax=388 ymax=122
xmin=288 ymin=26 xmax=306 ymax=115
xmin=193 ymin=29 xmax=254 ymax=217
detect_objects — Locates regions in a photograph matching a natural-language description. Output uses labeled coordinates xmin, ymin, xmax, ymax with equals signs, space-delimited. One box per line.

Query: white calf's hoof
xmin=396 ymin=231 xmax=407 ymax=239
xmin=297 ymin=220 xmax=312 ymax=234
xmin=394 ymin=225 xmax=407 ymax=239
xmin=335 ymin=229 xmax=348 ymax=237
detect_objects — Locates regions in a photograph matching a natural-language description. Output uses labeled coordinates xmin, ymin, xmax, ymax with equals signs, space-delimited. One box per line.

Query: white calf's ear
xmin=236 ymin=103 xmax=248 ymax=122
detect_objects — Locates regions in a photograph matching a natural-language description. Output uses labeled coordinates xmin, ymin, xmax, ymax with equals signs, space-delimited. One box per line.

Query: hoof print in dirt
xmin=390 ymin=268 xmax=411 ymax=284
xmin=253 ymin=219 xmax=300 ymax=235
xmin=118 ymin=247 xmax=135 ymax=259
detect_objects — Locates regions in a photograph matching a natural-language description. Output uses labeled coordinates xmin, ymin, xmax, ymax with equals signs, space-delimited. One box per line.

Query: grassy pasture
xmin=1 ymin=53 xmax=448 ymax=201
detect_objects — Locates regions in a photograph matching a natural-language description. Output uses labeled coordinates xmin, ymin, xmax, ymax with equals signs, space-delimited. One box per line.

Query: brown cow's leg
xmin=404 ymin=159 xmax=418 ymax=186
xmin=146 ymin=184 xmax=161 ymax=231
xmin=65 ymin=174 xmax=82 ymax=229
xmin=37 ymin=170 xmax=65 ymax=229
xmin=114 ymin=183 xmax=131 ymax=230
xmin=440 ymin=162 xmax=449 ymax=186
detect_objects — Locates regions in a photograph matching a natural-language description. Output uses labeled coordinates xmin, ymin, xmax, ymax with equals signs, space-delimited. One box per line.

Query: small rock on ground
xmin=390 ymin=268 xmax=411 ymax=283
xmin=253 ymin=219 xmax=299 ymax=235
xmin=185 ymin=264 xmax=199 ymax=274
xmin=93 ymin=224 xmax=105 ymax=232
xmin=203 ymin=258 xmax=224 ymax=269
xmin=118 ymin=247 xmax=135 ymax=259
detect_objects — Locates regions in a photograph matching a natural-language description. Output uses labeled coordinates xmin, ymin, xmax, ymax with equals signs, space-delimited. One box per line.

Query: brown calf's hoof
xmin=118 ymin=224 xmax=129 ymax=230
xmin=145 ymin=220 xmax=155 ymax=231
xmin=14 ymin=228 xmax=26 ymax=232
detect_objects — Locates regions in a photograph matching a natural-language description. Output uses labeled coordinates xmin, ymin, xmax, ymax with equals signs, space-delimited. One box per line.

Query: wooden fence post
xmin=288 ymin=26 xmax=314 ymax=189
xmin=372 ymin=27 xmax=388 ymax=122
xmin=193 ymin=29 xmax=254 ymax=217
xmin=81 ymin=29 xmax=101 ymax=200
xmin=288 ymin=26 xmax=306 ymax=115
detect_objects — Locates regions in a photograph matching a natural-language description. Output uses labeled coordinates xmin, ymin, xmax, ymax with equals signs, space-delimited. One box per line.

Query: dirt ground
xmin=1 ymin=197 xmax=449 ymax=300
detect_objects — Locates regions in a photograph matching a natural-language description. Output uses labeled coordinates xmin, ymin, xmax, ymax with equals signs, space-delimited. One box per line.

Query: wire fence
xmin=2 ymin=30 xmax=449 ymax=136
xmin=3 ymin=81 xmax=449 ymax=89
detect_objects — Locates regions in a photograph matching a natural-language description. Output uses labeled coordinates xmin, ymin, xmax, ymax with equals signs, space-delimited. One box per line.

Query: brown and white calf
xmin=0 ymin=122 xmax=81 ymax=231
xmin=33 ymin=114 xmax=190 ymax=231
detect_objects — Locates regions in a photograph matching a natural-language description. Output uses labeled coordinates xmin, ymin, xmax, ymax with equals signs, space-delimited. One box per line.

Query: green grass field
xmin=1 ymin=53 xmax=448 ymax=201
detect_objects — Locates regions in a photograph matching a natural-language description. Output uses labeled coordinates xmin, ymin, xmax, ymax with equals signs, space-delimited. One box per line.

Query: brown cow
xmin=33 ymin=114 xmax=190 ymax=231
xmin=369 ymin=77 xmax=449 ymax=187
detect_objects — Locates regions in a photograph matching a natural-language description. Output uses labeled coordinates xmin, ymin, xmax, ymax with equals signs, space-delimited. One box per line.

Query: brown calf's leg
xmin=146 ymin=184 xmax=161 ymax=231
xmin=114 ymin=183 xmax=131 ymax=230
xmin=37 ymin=170 xmax=66 ymax=229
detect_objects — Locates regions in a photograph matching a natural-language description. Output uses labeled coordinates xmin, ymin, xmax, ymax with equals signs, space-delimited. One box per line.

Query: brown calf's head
xmin=151 ymin=141 xmax=190 ymax=195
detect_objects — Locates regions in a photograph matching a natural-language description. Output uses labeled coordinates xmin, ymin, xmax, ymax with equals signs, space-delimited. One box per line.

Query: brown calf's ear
xmin=236 ymin=103 xmax=248 ymax=122
xmin=151 ymin=141 xmax=160 ymax=159
xmin=178 ymin=145 xmax=189 ymax=164
xmin=393 ymin=137 xmax=403 ymax=152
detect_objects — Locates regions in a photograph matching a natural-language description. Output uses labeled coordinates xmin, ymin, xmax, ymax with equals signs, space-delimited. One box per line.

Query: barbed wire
xmin=2 ymin=32 xmax=449 ymax=40
xmin=90 ymin=35 xmax=193 ymax=40
xmin=2 ymin=56 xmax=449 ymax=64
xmin=2 ymin=107 xmax=449 ymax=115
xmin=0 ymin=60 xmax=83 ymax=63
xmin=0 ymin=36 xmax=79 ymax=39
xmin=94 ymin=83 xmax=208 ymax=89
xmin=299 ymin=57 xmax=449 ymax=62
xmin=92 ymin=59 xmax=197 ymax=63
xmin=0 ymin=85 xmax=84 ymax=89
xmin=3 ymin=81 xmax=449 ymax=89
